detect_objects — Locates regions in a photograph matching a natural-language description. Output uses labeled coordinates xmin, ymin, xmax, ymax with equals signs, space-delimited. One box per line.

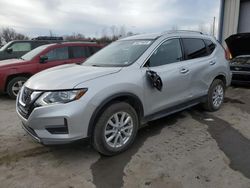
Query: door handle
xmin=180 ymin=68 xmax=189 ymax=74
xmin=209 ymin=60 xmax=216 ymax=65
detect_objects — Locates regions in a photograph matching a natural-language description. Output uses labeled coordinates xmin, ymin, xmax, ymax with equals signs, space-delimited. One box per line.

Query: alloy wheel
xmin=212 ymin=84 xmax=224 ymax=108
xmin=104 ymin=111 xmax=134 ymax=148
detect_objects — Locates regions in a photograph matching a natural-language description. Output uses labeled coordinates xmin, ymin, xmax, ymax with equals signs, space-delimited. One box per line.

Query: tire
xmin=7 ymin=77 xmax=28 ymax=99
xmin=202 ymin=79 xmax=225 ymax=112
xmin=92 ymin=102 xmax=139 ymax=156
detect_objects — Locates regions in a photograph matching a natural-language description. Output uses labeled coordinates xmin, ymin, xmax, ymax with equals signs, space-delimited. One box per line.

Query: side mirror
xmin=146 ymin=70 xmax=163 ymax=91
xmin=6 ymin=48 xmax=13 ymax=53
xmin=39 ymin=55 xmax=48 ymax=64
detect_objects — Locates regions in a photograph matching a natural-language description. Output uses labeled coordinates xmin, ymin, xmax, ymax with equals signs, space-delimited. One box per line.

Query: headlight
xmin=35 ymin=89 xmax=87 ymax=106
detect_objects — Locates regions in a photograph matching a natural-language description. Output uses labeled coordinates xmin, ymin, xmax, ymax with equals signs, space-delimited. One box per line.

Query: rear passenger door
xmin=143 ymin=38 xmax=192 ymax=114
xmin=38 ymin=46 xmax=71 ymax=71
xmin=181 ymin=38 xmax=216 ymax=98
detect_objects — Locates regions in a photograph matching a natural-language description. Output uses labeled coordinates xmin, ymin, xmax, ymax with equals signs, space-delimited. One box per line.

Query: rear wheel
xmin=203 ymin=79 xmax=225 ymax=112
xmin=92 ymin=102 xmax=139 ymax=156
xmin=7 ymin=77 xmax=28 ymax=99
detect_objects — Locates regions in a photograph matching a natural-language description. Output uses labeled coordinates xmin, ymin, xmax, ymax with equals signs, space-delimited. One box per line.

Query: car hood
xmin=25 ymin=64 xmax=122 ymax=90
xmin=0 ymin=58 xmax=26 ymax=67
xmin=225 ymin=33 xmax=250 ymax=58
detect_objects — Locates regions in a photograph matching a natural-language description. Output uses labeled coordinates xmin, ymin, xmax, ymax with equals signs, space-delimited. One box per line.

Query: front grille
xmin=17 ymin=87 xmax=42 ymax=119
xmin=230 ymin=65 xmax=250 ymax=72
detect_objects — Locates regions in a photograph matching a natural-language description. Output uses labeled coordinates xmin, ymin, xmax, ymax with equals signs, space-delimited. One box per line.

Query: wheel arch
xmin=5 ymin=73 xmax=32 ymax=91
xmin=87 ymin=92 xmax=144 ymax=137
xmin=213 ymin=74 xmax=227 ymax=86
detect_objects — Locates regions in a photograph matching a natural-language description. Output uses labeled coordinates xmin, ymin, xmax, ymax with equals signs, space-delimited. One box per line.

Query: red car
xmin=0 ymin=42 xmax=103 ymax=98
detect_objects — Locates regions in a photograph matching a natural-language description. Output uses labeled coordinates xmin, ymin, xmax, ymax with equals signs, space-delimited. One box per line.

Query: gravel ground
xmin=0 ymin=86 xmax=250 ymax=188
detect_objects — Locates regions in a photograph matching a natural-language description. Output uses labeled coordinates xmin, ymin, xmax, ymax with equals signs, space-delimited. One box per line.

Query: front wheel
xmin=7 ymin=77 xmax=28 ymax=99
xmin=202 ymin=79 xmax=225 ymax=112
xmin=92 ymin=102 xmax=139 ymax=156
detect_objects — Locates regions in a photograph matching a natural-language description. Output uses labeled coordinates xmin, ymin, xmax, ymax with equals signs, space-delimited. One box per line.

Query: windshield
xmin=83 ymin=40 xmax=153 ymax=67
xmin=21 ymin=45 xmax=50 ymax=61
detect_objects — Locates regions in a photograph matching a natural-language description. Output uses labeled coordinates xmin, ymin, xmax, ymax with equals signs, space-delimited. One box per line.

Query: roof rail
xmin=163 ymin=30 xmax=203 ymax=35
xmin=61 ymin=41 xmax=97 ymax=44
xmin=31 ymin=36 xmax=64 ymax=41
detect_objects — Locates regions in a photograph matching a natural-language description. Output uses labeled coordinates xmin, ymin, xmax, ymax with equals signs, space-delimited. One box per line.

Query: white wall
xmin=238 ymin=1 xmax=250 ymax=33
xmin=221 ymin=0 xmax=240 ymax=46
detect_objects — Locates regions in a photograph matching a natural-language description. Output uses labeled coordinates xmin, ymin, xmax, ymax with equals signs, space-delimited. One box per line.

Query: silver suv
xmin=16 ymin=31 xmax=231 ymax=155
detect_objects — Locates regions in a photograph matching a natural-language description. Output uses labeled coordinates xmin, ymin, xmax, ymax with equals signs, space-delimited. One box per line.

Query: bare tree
xmin=49 ymin=30 xmax=54 ymax=37
xmin=101 ymin=27 xmax=108 ymax=38
xmin=110 ymin=25 xmax=117 ymax=37
xmin=1 ymin=27 xmax=29 ymax=42
xmin=126 ymin=31 xmax=134 ymax=36
xmin=119 ymin=25 xmax=126 ymax=37
xmin=64 ymin=33 xmax=85 ymax=41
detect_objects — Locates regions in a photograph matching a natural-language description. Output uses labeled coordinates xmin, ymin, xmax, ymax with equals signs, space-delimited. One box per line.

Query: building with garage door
xmin=219 ymin=0 xmax=250 ymax=45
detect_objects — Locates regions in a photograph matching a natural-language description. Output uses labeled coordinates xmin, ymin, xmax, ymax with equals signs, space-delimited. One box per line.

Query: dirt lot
xmin=0 ymin=86 xmax=250 ymax=188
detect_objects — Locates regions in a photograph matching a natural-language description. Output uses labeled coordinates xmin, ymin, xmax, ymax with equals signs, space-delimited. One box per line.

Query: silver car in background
xmin=16 ymin=31 xmax=231 ymax=155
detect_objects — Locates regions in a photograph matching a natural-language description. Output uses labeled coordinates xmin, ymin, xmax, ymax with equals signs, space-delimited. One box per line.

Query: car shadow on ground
xmin=231 ymin=83 xmax=250 ymax=89
xmin=0 ymin=93 xmax=13 ymax=100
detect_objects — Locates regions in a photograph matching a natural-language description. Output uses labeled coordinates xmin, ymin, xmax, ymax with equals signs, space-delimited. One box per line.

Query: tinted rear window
xmin=182 ymin=38 xmax=207 ymax=59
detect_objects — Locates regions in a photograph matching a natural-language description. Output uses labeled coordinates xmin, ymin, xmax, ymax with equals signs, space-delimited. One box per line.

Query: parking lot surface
xmin=0 ymin=86 xmax=250 ymax=188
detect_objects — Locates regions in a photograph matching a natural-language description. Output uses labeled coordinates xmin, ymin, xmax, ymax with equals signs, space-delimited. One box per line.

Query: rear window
xmin=182 ymin=38 xmax=207 ymax=59
xmin=204 ymin=39 xmax=216 ymax=55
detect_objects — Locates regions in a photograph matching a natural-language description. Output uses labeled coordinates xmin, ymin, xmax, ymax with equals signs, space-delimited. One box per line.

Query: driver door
xmin=142 ymin=38 xmax=192 ymax=116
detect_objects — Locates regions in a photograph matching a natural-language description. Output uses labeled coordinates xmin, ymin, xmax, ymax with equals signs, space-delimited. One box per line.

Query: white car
xmin=17 ymin=31 xmax=232 ymax=155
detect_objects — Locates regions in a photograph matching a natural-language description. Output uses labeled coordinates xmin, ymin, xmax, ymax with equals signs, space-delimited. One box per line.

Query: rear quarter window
xmin=204 ymin=39 xmax=216 ymax=55
xmin=88 ymin=46 xmax=101 ymax=56
xmin=182 ymin=38 xmax=208 ymax=59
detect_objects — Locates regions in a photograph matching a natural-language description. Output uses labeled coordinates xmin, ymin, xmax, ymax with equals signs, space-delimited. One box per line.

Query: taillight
xmin=225 ymin=47 xmax=232 ymax=60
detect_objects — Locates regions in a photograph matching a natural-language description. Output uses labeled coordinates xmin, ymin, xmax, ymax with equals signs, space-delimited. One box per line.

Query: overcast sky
xmin=0 ymin=0 xmax=221 ymax=37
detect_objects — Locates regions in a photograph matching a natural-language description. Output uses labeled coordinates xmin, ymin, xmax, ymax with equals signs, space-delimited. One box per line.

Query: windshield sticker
xmin=132 ymin=41 xmax=151 ymax=45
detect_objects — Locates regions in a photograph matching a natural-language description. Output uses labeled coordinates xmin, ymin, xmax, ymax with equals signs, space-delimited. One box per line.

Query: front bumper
xmin=16 ymin=95 xmax=95 ymax=145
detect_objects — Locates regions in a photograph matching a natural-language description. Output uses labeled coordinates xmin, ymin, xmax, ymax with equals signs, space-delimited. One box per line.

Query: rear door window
xmin=70 ymin=46 xmax=87 ymax=58
xmin=45 ymin=47 xmax=69 ymax=61
xmin=182 ymin=38 xmax=208 ymax=59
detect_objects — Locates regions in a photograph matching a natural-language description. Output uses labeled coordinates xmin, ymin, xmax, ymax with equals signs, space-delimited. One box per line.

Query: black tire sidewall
xmin=93 ymin=102 xmax=139 ymax=156
xmin=7 ymin=77 xmax=28 ymax=99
